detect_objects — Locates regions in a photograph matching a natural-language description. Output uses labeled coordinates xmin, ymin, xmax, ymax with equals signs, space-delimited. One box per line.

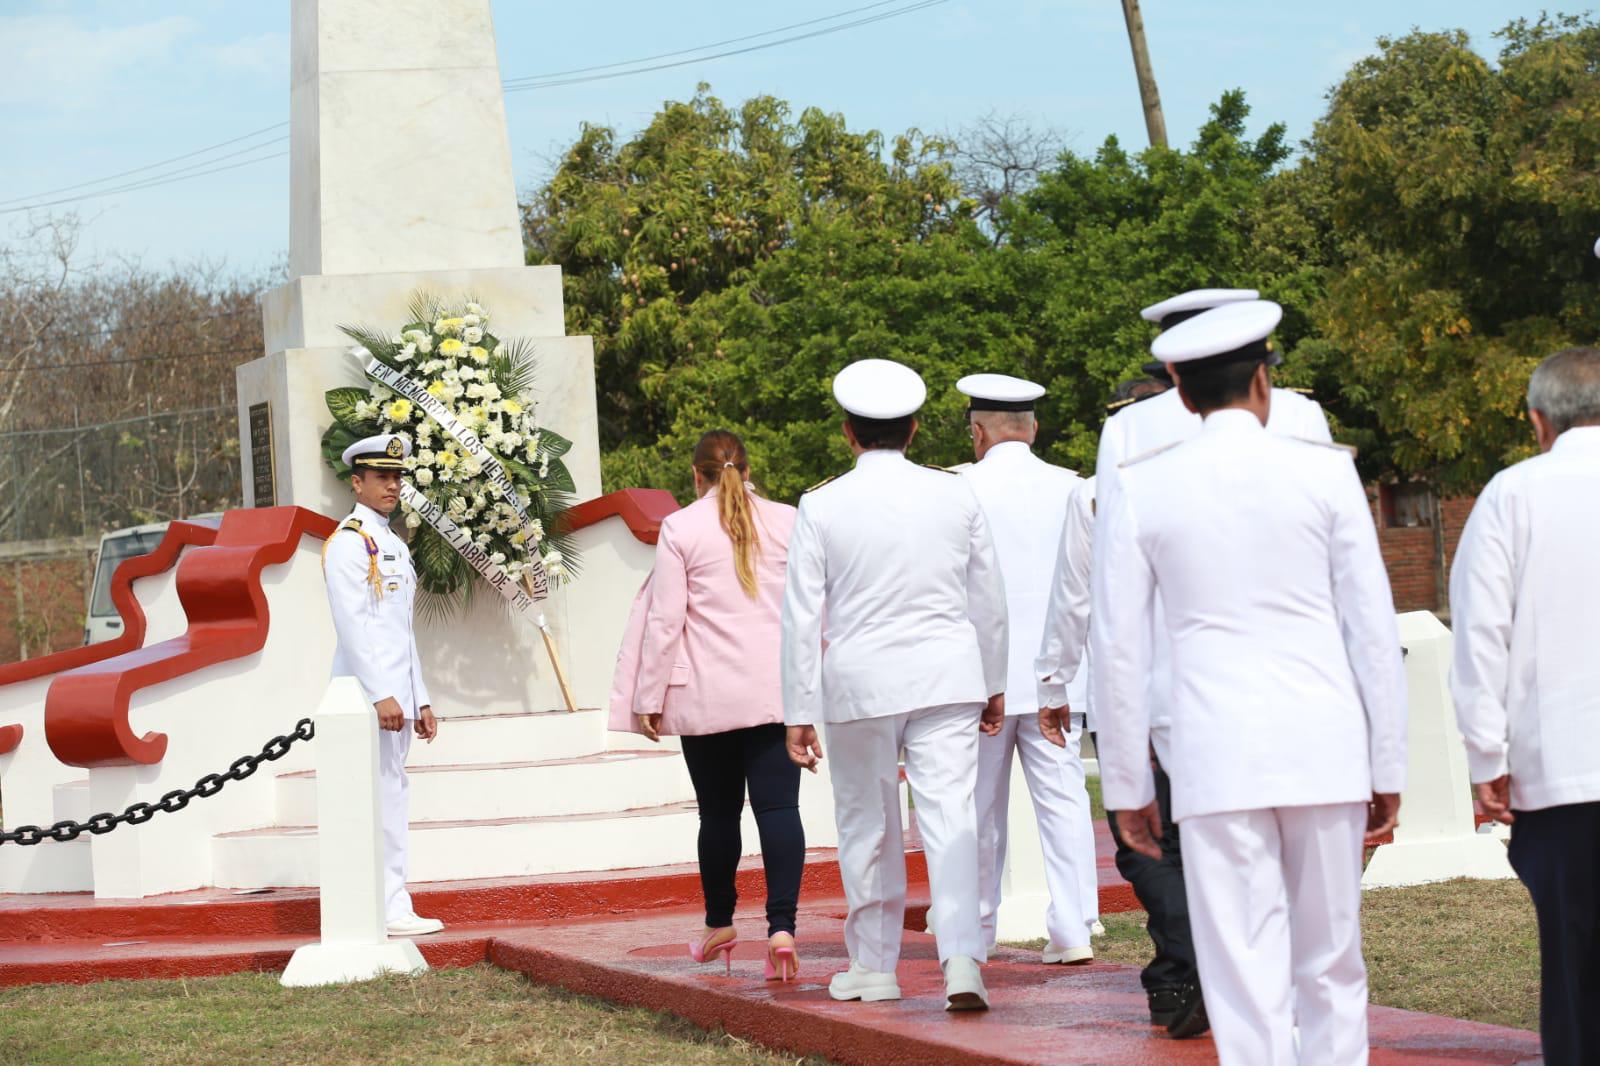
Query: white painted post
xmin=994 ymin=755 xmax=1050 ymax=942
xmin=1362 ymin=611 xmax=1516 ymax=889
xmin=281 ymin=678 xmax=426 ymax=986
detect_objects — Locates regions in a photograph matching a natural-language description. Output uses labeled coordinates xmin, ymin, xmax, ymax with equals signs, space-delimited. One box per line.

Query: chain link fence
xmin=0 ymin=401 xmax=242 ymax=544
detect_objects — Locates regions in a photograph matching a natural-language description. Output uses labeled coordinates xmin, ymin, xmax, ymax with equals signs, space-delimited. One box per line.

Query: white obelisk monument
xmin=236 ymin=0 xmax=604 ymax=714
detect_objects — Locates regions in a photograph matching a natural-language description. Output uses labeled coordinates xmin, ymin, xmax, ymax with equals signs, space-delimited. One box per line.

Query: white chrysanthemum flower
xmin=529 ymin=519 xmax=544 ymax=541
xmin=475 ymin=533 xmax=491 ymax=548
xmin=490 ymin=551 xmax=506 ymax=566
xmin=398 ymin=343 xmax=417 ymax=362
xmin=371 ymin=384 xmax=393 ymax=401
xmin=465 ymin=302 xmax=485 ymax=317
xmin=415 ymin=468 xmax=434 ymax=486
xmin=447 ymin=495 xmax=467 ymax=516
xmin=502 ymin=432 xmax=522 ymax=449
xmin=417 ymin=335 xmax=433 ymax=354
xmin=458 ymin=365 xmax=476 ymax=381
xmin=353 ymin=400 xmax=373 ymax=420
xmin=463 ymin=326 xmax=484 ymax=344
xmin=462 ymin=314 xmax=481 ymax=328
xmin=405 ymin=511 xmax=422 ymax=529
xmin=479 ymin=382 xmax=501 ymax=401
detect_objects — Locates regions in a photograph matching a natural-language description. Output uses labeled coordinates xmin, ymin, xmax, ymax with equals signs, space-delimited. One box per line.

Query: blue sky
xmin=0 ymin=0 xmax=1539 ymax=274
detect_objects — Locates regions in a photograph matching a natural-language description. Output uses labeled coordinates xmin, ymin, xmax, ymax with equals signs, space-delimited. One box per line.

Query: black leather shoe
xmin=1165 ymin=982 xmax=1209 ymax=1039
xmin=1147 ymin=987 xmax=1183 ymax=1026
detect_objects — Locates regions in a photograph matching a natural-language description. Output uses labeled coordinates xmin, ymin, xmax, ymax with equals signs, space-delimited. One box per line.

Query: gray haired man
xmin=1450 ymin=346 xmax=1600 ymax=1066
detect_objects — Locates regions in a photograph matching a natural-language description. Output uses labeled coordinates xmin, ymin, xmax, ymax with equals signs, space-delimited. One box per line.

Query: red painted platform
xmin=491 ymin=904 xmax=1541 ymax=1066
xmin=0 ymin=846 xmax=1539 ymax=1063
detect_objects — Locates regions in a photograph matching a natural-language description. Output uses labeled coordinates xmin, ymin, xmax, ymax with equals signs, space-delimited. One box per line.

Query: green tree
xmin=1302 ymin=15 xmax=1600 ymax=492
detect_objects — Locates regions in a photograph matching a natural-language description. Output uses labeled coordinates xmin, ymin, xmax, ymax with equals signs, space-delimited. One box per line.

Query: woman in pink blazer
xmin=618 ymin=429 xmax=801 ymax=980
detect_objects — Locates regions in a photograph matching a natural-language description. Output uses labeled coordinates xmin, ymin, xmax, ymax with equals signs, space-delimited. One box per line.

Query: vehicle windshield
xmin=89 ymin=530 xmax=165 ymax=618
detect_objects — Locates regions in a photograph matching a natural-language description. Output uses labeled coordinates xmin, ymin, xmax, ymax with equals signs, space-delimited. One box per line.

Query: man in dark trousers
xmin=1450 ymin=346 xmax=1600 ymax=1066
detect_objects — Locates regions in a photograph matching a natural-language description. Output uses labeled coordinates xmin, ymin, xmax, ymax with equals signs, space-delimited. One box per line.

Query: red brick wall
xmin=1369 ymin=488 xmax=1476 ymax=616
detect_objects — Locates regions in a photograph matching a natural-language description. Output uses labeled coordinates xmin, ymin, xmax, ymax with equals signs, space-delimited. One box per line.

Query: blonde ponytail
xmin=693 ymin=430 xmax=763 ymax=599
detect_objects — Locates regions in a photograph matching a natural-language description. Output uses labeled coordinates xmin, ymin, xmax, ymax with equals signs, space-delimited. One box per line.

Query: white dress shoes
xmin=942 ymin=955 xmax=989 ymax=1011
xmin=386 ymin=913 xmax=445 ymax=937
xmin=1042 ymin=941 xmax=1094 ymax=964
xmin=827 ymin=961 xmax=902 ymax=1002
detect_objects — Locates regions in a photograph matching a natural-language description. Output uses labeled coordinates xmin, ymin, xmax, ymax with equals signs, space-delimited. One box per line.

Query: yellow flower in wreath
xmin=426 ymin=380 xmax=448 ymax=400
xmin=470 ymin=345 xmax=489 ymax=364
xmin=439 ymin=337 xmax=465 ymax=357
xmin=385 ymin=398 xmax=413 ymax=423
xmin=439 ymin=450 xmax=460 ymax=469
xmin=502 ymin=397 xmax=523 ymax=417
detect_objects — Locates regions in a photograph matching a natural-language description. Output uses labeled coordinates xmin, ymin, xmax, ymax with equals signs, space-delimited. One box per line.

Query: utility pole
xmin=1120 ymin=0 xmax=1169 ymax=148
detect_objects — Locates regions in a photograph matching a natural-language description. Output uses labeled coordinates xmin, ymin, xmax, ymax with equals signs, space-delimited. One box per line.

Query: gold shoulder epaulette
xmin=1105 ymin=397 xmax=1137 ymax=413
xmin=345 ymin=517 xmax=362 ymax=528
xmin=804 ymin=473 xmax=840 ymax=494
xmin=1285 ymin=386 xmax=1315 ymax=397
xmin=1119 ymin=440 xmax=1182 ymax=469
xmin=921 ymin=463 xmax=959 ymax=474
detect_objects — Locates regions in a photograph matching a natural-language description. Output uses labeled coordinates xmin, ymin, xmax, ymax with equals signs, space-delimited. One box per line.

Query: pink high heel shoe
xmin=765 ymin=932 xmax=799 ymax=982
xmin=688 ymin=927 xmax=738 ymax=975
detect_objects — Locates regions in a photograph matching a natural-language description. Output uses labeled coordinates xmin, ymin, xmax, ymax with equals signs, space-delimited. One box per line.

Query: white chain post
xmin=282 ymin=677 xmax=427 ymax=986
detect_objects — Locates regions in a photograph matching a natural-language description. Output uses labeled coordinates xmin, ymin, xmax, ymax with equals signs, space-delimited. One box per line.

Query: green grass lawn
xmin=0 ymin=966 xmax=818 ymax=1065
xmin=1013 ymin=877 xmax=1541 ymax=1032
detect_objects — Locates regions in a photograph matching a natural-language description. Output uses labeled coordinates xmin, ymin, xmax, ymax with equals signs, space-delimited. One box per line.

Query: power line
xmin=0 ymin=151 xmax=288 ymax=215
xmin=0 ymin=1 xmax=947 ymax=215
xmin=500 ymin=0 xmax=914 ymax=87
xmin=504 ymin=0 xmax=949 ymax=92
xmin=0 ymin=404 xmax=235 ymax=441
xmin=0 ymin=346 xmax=258 ymax=373
xmin=0 ymin=122 xmax=288 ymax=208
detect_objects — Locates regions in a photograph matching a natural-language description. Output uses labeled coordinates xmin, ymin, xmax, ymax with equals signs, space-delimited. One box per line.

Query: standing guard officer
xmin=956 ymin=373 xmax=1100 ymax=966
xmin=326 ymin=433 xmax=444 ymax=938
xmin=782 ymin=359 xmax=1009 ymax=1011
xmin=1093 ymin=301 xmax=1406 ymax=1064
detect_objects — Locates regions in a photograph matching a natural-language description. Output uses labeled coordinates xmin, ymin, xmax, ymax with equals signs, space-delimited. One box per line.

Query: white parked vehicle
xmin=83 ymin=514 xmax=223 ymax=645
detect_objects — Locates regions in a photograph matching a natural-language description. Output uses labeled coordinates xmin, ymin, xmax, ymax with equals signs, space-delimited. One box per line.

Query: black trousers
xmin=679 ymin=723 xmax=804 ymax=937
xmin=1507 ymin=800 xmax=1600 ymax=1066
xmin=1102 ymin=748 xmax=1198 ymax=995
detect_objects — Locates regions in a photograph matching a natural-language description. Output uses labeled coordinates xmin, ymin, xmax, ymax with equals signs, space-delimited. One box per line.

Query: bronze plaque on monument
xmin=248 ymin=401 xmax=276 ymax=508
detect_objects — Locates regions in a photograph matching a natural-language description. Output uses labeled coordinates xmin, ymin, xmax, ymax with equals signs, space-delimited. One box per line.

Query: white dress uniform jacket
xmin=1092 ymin=387 xmax=1333 ymax=742
xmin=782 ymin=449 xmax=1008 ymax=724
xmin=1450 ymin=425 xmax=1600 ymax=811
xmin=325 ymin=502 xmax=430 ymax=719
xmin=961 ymin=442 xmax=1080 ymax=715
xmin=1091 ymin=410 xmax=1407 ymax=821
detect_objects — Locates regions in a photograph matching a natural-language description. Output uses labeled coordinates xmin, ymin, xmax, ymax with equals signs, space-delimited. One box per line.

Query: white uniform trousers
xmin=976 ymin=713 xmax=1098 ymax=950
xmin=1182 ymin=802 xmax=1369 ymax=1066
xmin=826 ymin=702 xmax=985 ymax=970
xmin=378 ymin=727 xmax=415 ymax=923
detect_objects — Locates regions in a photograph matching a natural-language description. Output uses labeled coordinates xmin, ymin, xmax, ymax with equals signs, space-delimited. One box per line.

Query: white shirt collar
xmin=1201 ymin=407 xmax=1266 ymax=434
xmin=1552 ymin=425 xmax=1600 ymax=454
xmin=982 ymin=440 xmax=1035 ymax=463
xmin=855 ymin=449 xmax=910 ymax=469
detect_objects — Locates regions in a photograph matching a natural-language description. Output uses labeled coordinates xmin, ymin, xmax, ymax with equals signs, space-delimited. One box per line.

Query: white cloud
xmin=210 ymin=31 xmax=287 ymax=82
xmin=0 ymin=13 xmax=201 ymax=108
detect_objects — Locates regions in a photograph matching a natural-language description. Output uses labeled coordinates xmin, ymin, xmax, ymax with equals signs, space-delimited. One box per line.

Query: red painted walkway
xmin=0 ymin=833 xmax=1538 ymax=1063
xmin=491 ymin=904 xmax=1540 ymax=1066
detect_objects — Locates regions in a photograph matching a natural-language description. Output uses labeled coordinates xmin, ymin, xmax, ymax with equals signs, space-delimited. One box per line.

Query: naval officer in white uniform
xmin=325 ymin=433 xmax=444 ymax=938
xmin=782 ymin=359 xmax=1008 ymax=1011
xmin=1093 ymin=301 xmax=1407 ymax=1064
xmin=956 ymin=373 xmax=1100 ymax=965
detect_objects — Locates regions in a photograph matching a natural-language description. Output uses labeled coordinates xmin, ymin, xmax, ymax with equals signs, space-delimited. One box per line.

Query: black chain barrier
xmin=0 ymin=718 xmax=314 ymax=846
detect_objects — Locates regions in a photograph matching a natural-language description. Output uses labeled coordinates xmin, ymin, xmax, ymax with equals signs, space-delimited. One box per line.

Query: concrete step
xmin=0 ymin=838 xmax=92 ymax=894
xmin=416 ymin=708 xmax=607 ymax=767
xmin=211 ymin=801 xmax=766 ymax=889
xmin=52 ymin=779 xmax=90 ymax=823
xmin=273 ymin=749 xmax=696 ymax=825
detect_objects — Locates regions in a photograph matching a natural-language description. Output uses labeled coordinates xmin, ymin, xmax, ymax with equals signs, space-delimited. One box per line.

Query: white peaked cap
xmin=341 ymin=432 xmax=411 ymax=469
xmin=1151 ymin=299 xmax=1284 ymax=365
xmin=1592 ymin=235 xmax=1600 ymax=259
xmin=832 ymin=359 xmax=927 ymax=419
xmin=955 ymin=373 xmax=1045 ymax=409
xmin=1140 ymin=288 xmax=1260 ymax=325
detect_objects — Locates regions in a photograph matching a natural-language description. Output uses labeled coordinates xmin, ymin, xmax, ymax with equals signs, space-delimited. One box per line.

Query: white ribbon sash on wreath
xmin=400 ymin=483 xmax=550 ymax=610
xmin=365 ymin=356 xmax=550 ymax=599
